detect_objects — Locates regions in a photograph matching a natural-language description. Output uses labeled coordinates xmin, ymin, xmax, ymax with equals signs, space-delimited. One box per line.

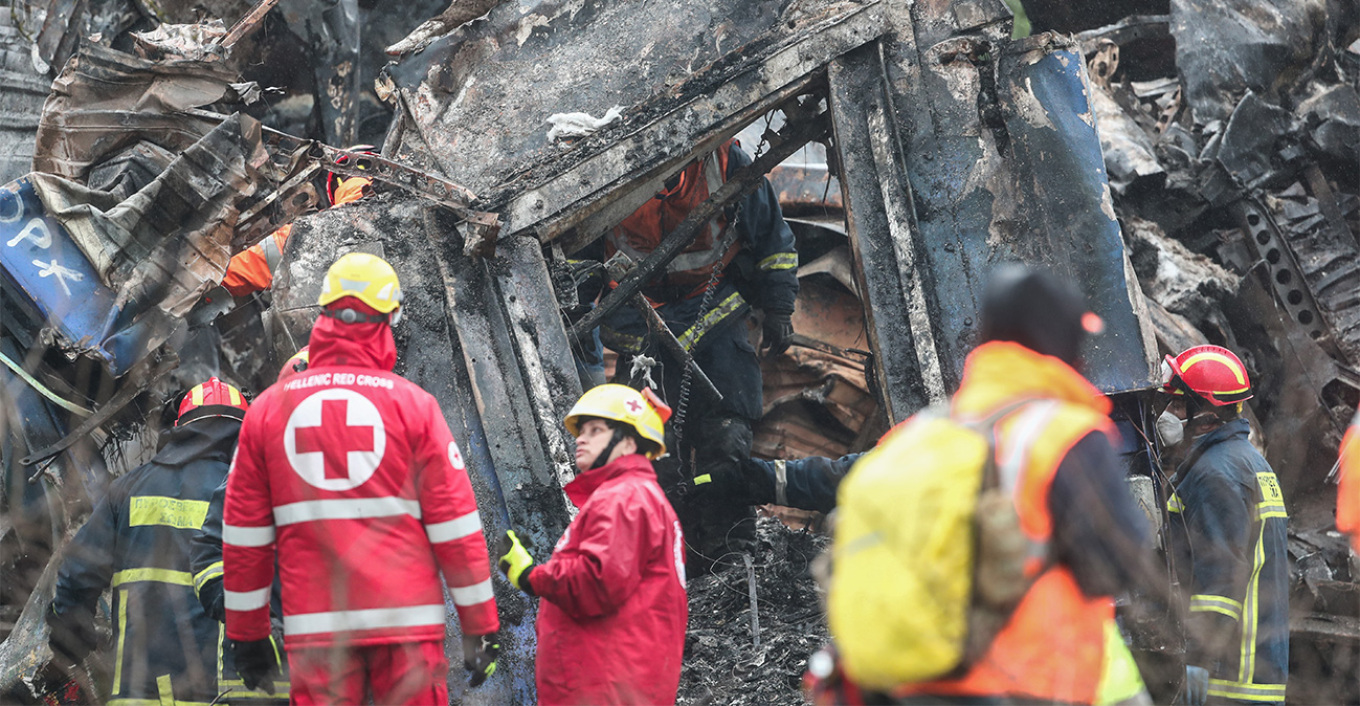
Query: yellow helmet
xmin=318 ymin=252 xmax=403 ymax=314
xmin=563 ymin=384 xmax=671 ymax=459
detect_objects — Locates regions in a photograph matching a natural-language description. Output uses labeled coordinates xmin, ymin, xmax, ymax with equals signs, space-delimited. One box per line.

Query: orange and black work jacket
xmin=1338 ymin=408 xmax=1360 ymax=554
xmin=50 ymin=418 xmax=242 ymax=706
xmin=896 ymin=341 xmax=1157 ymax=705
xmin=1167 ymin=418 xmax=1289 ymax=704
xmin=221 ymin=177 xmax=371 ymax=297
xmin=599 ymin=140 xmax=798 ymax=356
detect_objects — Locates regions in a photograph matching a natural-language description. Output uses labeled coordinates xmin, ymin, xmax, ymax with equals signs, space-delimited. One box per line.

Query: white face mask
xmin=1156 ymin=409 xmax=1185 ymax=447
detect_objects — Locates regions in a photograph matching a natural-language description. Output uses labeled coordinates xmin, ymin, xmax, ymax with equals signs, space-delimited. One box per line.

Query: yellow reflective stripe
xmin=191 ymin=385 xmax=204 ymax=407
xmin=1259 ymin=507 xmax=1288 ymax=520
xmin=114 ymin=589 xmax=128 ymax=694
xmin=694 ymin=474 xmax=712 ymax=485
xmin=1190 ymin=594 xmax=1243 ymax=621
xmin=129 ymin=496 xmax=210 ymax=530
xmin=758 ymin=252 xmax=798 ymax=271
xmin=107 ymin=701 xmax=213 ymax=706
xmin=228 ymin=387 xmax=241 ymax=407
xmin=1207 ymin=679 xmax=1285 ymax=702
xmin=677 ymin=292 xmax=746 ymax=351
xmin=112 ymin=568 xmax=195 ymax=588
xmin=157 ymin=674 xmax=174 ymax=706
xmin=1167 ymin=492 xmax=1184 ymax=513
xmin=599 ymin=327 xmax=645 ymax=355
xmin=193 ymin=561 xmax=224 ymax=591
xmin=1180 ymin=351 xmax=1247 ymax=385
xmin=1240 ymin=519 xmax=1268 ymax=683
xmin=1095 ymin=619 xmax=1147 ymax=705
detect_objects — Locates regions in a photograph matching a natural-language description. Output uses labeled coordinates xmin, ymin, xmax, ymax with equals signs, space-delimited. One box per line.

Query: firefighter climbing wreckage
xmin=4 ymin=0 xmax=1360 ymax=703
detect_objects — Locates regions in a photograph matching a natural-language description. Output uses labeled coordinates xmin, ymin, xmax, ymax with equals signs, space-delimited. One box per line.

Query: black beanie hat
xmin=978 ymin=263 xmax=1090 ymax=367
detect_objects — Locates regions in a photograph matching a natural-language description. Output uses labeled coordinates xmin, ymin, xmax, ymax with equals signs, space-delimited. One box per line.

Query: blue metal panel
xmin=0 ymin=177 xmax=120 ymax=370
xmin=997 ymin=44 xmax=1156 ymax=393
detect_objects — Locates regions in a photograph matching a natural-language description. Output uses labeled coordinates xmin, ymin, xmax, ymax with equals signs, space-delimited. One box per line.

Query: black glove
xmin=462 ymin=632 xmax=501 ymax=687
xmin=761 ymin=311 xmax=794 ymax=356
xmin=232 ymin=637 xmax=281 ymax=695
xmin=46 ymin=605 xmax=95 ymax=667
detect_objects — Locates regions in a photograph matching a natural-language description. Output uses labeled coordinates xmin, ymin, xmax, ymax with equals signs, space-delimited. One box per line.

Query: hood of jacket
xmin=153 ymin=415 xmax=241 ymax=468
xmin=307 ymin=309 xmax=397 ymax=371
xmin=951 ymin=341 xmax=1112 ymax=417
xmin=563 ymin=453 xmax=656 ymax=509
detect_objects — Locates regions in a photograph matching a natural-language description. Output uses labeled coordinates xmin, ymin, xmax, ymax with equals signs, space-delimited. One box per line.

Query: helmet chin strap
xmin=590 ymin=427 xmax=628 ymax=471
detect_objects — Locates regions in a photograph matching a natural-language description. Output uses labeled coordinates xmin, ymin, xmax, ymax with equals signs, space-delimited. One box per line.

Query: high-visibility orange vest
xmin=1339 ymin=409 xmax=1360 ymax=553
xmin=606 ymin=141 xmax=739 ymax=292
xmin=897 ymin=341 xmax=1122 ymax=705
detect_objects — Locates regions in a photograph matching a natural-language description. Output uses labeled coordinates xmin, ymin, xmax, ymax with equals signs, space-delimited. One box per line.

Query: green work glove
xmin=496 ymin=530 xmax=536 ymax=594
xmin=462 ymin=632 xmax=501 ymax=687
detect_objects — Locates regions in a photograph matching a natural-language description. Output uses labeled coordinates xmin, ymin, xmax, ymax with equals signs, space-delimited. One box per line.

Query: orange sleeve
xmin=1339 ymin=417 xmax=1360 ymax=552
xmin=222 ymin=244 xmax=272 ymax=296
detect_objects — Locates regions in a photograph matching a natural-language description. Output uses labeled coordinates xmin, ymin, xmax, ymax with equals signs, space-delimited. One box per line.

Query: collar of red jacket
xmin=307 ymin=304 xmax=397 ymax=371
xmin=951 ymin=340 xmax=1111 ymax=417
xmin=563 ymin=453 xmax=656 ymax=508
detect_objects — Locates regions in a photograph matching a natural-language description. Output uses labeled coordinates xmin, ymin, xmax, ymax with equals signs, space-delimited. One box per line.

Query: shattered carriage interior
xmin=0 ymin=0 xmax=1359 ymax=703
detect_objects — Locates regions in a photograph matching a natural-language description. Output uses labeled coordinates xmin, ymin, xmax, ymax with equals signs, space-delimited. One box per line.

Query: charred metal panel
xmin=388 ymin=0 xmax=883 ymax=245
xmin=827 ymin=41 xmax=941 ymax=421
xmin=0 ymin=178 xmax=121 ymax=370
xmin=888 ymin=10 xmax=1157 ymax=394
xmin=993 ymin=38 xmax=1159 ymax=393
xmin=0 ymin=13 xmax=50 ymax=186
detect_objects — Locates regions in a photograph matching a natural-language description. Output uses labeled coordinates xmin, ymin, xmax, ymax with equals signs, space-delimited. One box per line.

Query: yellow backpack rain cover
xmin=827 ymin=411 xmax=993 ymax=690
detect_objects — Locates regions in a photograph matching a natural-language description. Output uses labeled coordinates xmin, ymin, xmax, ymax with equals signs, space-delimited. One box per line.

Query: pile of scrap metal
xmin=1071 ymin=0 xmax=1360 ymax=700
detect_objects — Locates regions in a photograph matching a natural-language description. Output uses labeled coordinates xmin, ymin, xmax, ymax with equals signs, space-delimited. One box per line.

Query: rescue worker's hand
xmin=761 ymin=311 xmax=794 ymax=357
xmin=232 ymin=636 xmax=281 ymax=695
xmin=462 ymin=631 xmax=501 ymax=687
xmin=496 ymin=530 xmax=536 ymax=594
xmin=1183 ymin=665 xmax=1209 ymax=706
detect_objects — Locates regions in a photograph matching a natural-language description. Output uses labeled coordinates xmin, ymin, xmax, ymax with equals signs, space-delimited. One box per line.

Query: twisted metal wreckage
xmin=0 ymin=0 xmax=1357 ymax=702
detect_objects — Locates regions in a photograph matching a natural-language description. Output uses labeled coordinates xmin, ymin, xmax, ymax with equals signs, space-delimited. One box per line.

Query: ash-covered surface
xmin=679 ymin=517 xmax=828 ymax=706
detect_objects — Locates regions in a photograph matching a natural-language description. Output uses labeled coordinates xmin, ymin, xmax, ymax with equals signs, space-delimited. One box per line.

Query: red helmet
xmin=1160 ymin=345 xmax=1252 ymax=406
xmin=177 ymin=377 xmax=249 ymax=425
xmin=327 ymin=145 xmax=378 ymax=206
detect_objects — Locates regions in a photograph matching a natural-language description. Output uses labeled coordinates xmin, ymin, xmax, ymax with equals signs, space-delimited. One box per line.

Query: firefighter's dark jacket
xmin=597 ymin=142 xmax=799 ymax=357
xmin=1168 ymin=417 xmax=1289 ymax=704
xmin=50 ymin=417 xmax=241 ymax=706
xmin=190 ymin=477 xmax=289 ymax=700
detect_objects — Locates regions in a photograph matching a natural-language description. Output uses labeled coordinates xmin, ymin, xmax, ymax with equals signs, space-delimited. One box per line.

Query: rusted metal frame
xmin=566 ymin=115 xmax=830 ymax=343
xmin=603 ymin=254 xmax=723 ymax=403
xmin=233 ymin=161 xmax=323 ymax=251
xmin=1231 ymin=197 xmax=1344 ymax=360
xmin=497 ymin=0 xmax=887 ymax=244
xmin=217 ymin=0 xmax=283 ymax=48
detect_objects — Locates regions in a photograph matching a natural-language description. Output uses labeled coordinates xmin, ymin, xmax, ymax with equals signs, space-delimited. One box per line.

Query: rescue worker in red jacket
xmin=588 ymin=138 xmax=798 ymax=566
xmin=222 ymin=148 xmax=375 ymax=297
xmin=223 ymin=252 xmax=501 ymax=704
xmin=497 ymin=384 xmax=688 ymax=705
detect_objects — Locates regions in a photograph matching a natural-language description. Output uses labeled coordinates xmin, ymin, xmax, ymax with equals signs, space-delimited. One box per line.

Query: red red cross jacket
xmin=223 ymin=313 xmax=499 ymax=648
xmin=525 ymin=453 xmax=688 ymax=706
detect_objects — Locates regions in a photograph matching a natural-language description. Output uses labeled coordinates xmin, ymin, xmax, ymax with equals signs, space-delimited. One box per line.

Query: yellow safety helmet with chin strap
xmin=318 ymin=252 xmax=404 ymax=323
xmin=564 ymin=384 xmax=671 ymax=459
